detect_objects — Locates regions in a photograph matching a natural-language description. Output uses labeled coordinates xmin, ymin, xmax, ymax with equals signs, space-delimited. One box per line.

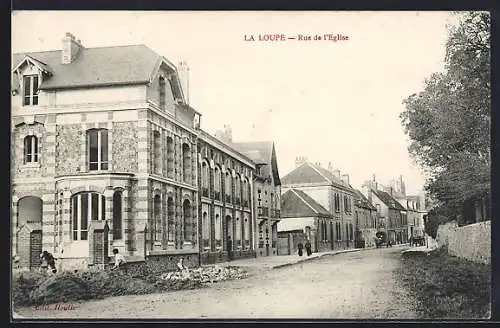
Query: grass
xmin=396 ymin=247 xmax=491 ymax=319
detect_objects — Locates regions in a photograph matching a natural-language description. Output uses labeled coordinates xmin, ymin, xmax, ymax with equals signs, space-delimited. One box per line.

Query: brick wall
xmin=112 ymin=122 xmax=138 ymax=172
xmin=436 ymin=220 xmax=490 ymax=264
xmin=55 ymin=124 xmax=82 ymax=176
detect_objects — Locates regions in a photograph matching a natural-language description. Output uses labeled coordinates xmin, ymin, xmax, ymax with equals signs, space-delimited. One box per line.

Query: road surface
xmin=15 ymin=247 xmax=418 ymax=319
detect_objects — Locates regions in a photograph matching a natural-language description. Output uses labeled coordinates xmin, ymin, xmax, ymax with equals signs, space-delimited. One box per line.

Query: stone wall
xmin=55 ymin=124 xmax=82 ymax=176
xmin=124 ymin=253 xmax=199 ymax=276
xmin=112 ymin=122 xmax=138 ymax=172
xmin=436 ymin=220 xmax=491 ymax=264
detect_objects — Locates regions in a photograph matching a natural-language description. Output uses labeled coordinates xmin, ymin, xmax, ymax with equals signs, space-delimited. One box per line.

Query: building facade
xmin=280 ymin=157 xmax=357 ymax=250
xmin=353 ymin=190 xmax=378 ymax=248
xmin=197 ymin=130 xmax=256 ymax=264
xmin=278 ymin=188 xmax=335 ymax=254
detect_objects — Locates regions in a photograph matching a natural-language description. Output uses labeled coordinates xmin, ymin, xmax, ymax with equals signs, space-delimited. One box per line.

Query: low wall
xmin=436 ymin=220 xmax=490 ymax=264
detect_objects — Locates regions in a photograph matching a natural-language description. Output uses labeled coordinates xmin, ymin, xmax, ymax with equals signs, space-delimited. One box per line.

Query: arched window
xmin=234 ymin=175 xmax=241 ymax=205
xmin=182 ymin=143 xmax=191 ymax=183
xmin=87 ymin=129 xmax=108 ymax=171
xmin=225 ymin=171 xmax=232 ymax=203
xmin=24 ymin=135 xmax=39 ymax=164
xmin=244 ymin=217 xmax=250 ymax=249
xmin=153 ymin=195 xmax=162 ymax=242
xmin=153 ymin=131 xmax=161 ymax=175
xmin=71 ymin=192 xmax=105 ymax=240
xmin=167 ymin=197 xmax=175 ymax=243
xmin=166 ymin=137 xmax=174 ymax=178
xmin=201 ymin=162 xmax=209 ymax=197
xmin=214 ymin=166 xmax=221 ymax=200
xmin=18 ymin=196 xmax=42 ymax=226
xmin=183 ymin=199 xmax=192 ymax=242
xmin=202 ymin=211 xmax=209 ymax=249
xmin=113 ymin=191 xmax=122 ymax=240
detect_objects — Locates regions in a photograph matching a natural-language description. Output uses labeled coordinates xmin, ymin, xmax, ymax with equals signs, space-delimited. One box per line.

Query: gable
xmin=281 ymin=189 xmax=332 ymax=218
xmin=281 ymin=163 xmax=330 ymax=185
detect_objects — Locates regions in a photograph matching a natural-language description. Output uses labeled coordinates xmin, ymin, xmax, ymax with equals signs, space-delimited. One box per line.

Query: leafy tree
xmin=400 ymin=12 xmax=491 ymax=218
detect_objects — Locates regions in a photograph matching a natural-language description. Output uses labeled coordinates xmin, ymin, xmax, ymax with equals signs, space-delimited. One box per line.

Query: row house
xmin=197 ymin=129 xmax=256 ymax=264
xmin=216 ymin=127 xmax=282 ymax=257
xmin=353 ymin=190 xmax=378 ymax=248
xmin=11 ymin=33 xmax=202 ymax=271
xmin=362 ymin=177 xmax=408 ymax=244
xmin=280 ymin=157 xmax=357 ymax=251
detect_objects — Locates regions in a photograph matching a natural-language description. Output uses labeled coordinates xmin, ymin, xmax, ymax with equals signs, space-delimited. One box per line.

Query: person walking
xmin=305 ymin=240 xmax=312 ymax=256
xmin=297 ymin=240 xmax=304 ymax=256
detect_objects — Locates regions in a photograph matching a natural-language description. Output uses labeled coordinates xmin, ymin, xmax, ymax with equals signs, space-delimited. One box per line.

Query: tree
xmin=400 ymin=12 xmax=491 ymax=218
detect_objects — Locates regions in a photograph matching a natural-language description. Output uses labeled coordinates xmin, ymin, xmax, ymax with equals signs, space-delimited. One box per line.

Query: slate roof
xmin=281 ymin=162 xmax=355 ymax=192
xmin=12 ymin=44 xmax=162 ymax=90
xmin=281 ymin=189 xmax=332 ymax=218
xmin=354 ymin=189 xmax=377 ymax=211
xmin=232 ymin=141 xmax=281 ymax=185
xmin=372 ymin=189 xmax=406 ymax=211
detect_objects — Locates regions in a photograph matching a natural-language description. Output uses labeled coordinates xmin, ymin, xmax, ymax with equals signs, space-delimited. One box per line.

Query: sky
xmin=12 ymin=11 xmax=457 ymax=194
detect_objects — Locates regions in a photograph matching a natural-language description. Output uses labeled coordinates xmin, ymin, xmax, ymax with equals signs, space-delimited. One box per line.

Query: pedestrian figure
xmin=227 ymin=236 xmax=233 ymax=261
xmin=111 ymin=248 xmax=126 ymax=270
xmin=41 ymin=250 xmax=57 ymax=274
xmin=297 ymin=241 xmax=304 ymax=256
xmin=305 ymin=240 xmax=312 ymax=256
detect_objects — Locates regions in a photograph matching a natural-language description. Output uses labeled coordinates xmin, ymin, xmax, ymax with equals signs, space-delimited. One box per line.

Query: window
xmin=153 ymin=195 xmax=162 ymax=242
xmin=183 ymin=199 xmax=192 ymax=242
xmin=214 ymin=166 xmax=221 ymax=200
xmin=24 ymin=135 xmax=38 ymax=164
xmin=201 ymin=162 xmax=209 ymax=197
xmin=215 ymin=214 xmax=222 ymax=248
xmin=71 ymin=192 xmax=105 ymax=241
xmin=87 ymin=129 xmax=108 ymax=171
xmin=113 ymin=191 xmax=122 ymax=240
xmin=23 ymin=75 xmax=39 ymax=106
xmin=234 ymin=175 xmax=241 ymax=205
xmin=167 ymin=197 xmax=175 ymax=243
xmin=336 ymin=222 xmax=341 ymax=241
xmin=334 ymin=194 xmax=340 ymax=212
xmin=159 ymin=76 xmax=166 ymax=109
xmin=182 ymin=143 xmax=191 ymax=183
xmin=202 ymin=212 xmax=209 ymax=249
xmin=153 ymin=131 xmax=161 ymax=174
xmin=166 ymin=137 xmax=174 ymax=178
xmin=349 ymin=223 xmax=353 ymax=240
xmin=235 ymin=217 xmax=241 ymax=247
xmin=225 ymin=172 xmax=232 ymax=203
xmin=345 ymin=223 xmax=349 ymax=241
xmin=244 ymin=217 xmax=250 ymax=248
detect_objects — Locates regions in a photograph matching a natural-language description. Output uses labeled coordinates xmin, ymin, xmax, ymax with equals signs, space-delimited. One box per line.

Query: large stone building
xmin=11 ymin=33 xmax=281 ymax=271
xmin=280 ymin=157 xmax=357 ymax=250
xmin=353 ymin=189 xmax=378 ymax=248
xmin=197 ymin=130 xmax=257 ymax=263
xmin=216 ymin=127 xmax=282 ymax=257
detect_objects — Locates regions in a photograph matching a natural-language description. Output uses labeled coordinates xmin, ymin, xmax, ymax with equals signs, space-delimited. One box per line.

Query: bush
xmin=29 ymin=272 xmax=91 ymax=305
xmin=12 ymin=271 xmax=46 ymax=307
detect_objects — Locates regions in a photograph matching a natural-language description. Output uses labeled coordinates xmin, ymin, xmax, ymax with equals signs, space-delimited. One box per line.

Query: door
xmin=29 ymin=230 xmax=42 ymax=270
xmin=277 ymin=236 xmax=289 ymax=255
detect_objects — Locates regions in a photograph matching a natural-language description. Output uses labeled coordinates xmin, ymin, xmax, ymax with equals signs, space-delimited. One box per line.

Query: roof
xmin=280 ymin=189 xmax=332 ymax=218
xmin=372 ymin=189 xmax=406 ymax=211
xmin=354 ymin=189 xmax=377 ymax=211
xmin=232 ymin=141 xmax=281 ymax=185
xmin=281 ymin=162 xmax=355 ymax=192
xmin=12 ymin=44 xmax=161 ymax=90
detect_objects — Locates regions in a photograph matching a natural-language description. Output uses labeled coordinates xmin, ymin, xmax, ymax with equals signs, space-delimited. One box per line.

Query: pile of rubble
xmin=159 ymin=265 xmax=248 ymax=285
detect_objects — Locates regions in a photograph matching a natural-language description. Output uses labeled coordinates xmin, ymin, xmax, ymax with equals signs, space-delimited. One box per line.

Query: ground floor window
xmin=235 ymin=217 xmax=242 ymax=248
xmin=244 ymin=217 xmax=250 ymax=249
xmin=202 ymin=212 xmax=210 ymax=250
xmin=215 ymin=214 xmax=222 ymax=249
xmin=71 ymin=192 xmax=105 ymax=241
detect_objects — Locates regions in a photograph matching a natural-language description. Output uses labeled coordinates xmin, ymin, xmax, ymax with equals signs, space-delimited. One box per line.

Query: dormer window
xmin=23 ymin=75 xmax=39 ymax=106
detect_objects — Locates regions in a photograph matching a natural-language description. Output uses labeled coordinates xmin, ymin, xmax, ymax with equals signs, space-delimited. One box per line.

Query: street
xmin=15 ymin=247 xmax=418 ymax=319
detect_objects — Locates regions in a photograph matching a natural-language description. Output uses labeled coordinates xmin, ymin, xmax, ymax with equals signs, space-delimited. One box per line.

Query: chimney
xmin=295 ymin=156 xmax=307 ymax=167
xmin=177 ymin=61 xmax=190 ymax=105
xmin=342 ymin=174 xmax=349 ymax=185
xmin=61 ymin=32 xmax=83 ymax=64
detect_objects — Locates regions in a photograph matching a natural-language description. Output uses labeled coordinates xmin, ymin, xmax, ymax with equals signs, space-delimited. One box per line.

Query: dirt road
xmin=15 ymin=247 xmax=418 ymax=319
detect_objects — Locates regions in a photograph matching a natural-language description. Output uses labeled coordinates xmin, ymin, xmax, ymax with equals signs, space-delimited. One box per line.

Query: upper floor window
xmin=87 ymin=129 xmax=108 ymax=171
xmin=24 ymin=135 xmax=39 ymax=164
xmin=334 ymin=194 xmax=340 ymax=212
xmin=201 ymin=161 xmax=209 ymax=197
xmin=23 ymin=75 xmax=39 ymax=106
xmin=153 ymin=131 xmax=161 ymax=174
xmin=159 ymin=76 xmax=166 ymax=109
